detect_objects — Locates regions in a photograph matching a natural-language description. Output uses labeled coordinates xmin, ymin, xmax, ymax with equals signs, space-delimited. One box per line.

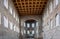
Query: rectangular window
xmin=27 ymin=23 xmax=30 ymax=28
xmin=14 ymin=25 xmax=16 ymax=31
xmin=56 ymin=0 xmax=58 ymax=6
xmin=18 ymin=18 xmax=19 ymax=23
xmin=27 ymin=30 xmax=30 ymax=34
xmin=16 ymin=27 xmax=19 ymax=33
xmin=32 ymin=23 xmax=34 ymax=28
xmin=56 ymin=14 xmax=60 ymax=26
xmin=9 ymin=6 xmax=12 ymax=14
xmin=24 ymin=23 xmax=26 ymax=27
xmin=24 ymin=30 xmax=26 ymax=34
xmin=36 ymin=22 xmax=38 ymax=26
xmin=0 ymin=13 xmax=1 ymax=24
xmin=46 ymin=8 xmax=48 ymax=17
xmin=51 ymin=20 xmax=53 ymax=29
xmin=13 ymin=12 xmax=15 ymax=18
xmin=4 ymin=0 xmax=8 ymax=9
xmin=4 ymin=16 xmax=8 ymax=28
xmin=50 ymin=2 xmax=52 ymax=13
xmin=9 ymin=21 xmax=13 ymax=30
xmin=32 ymin=30 xmax=34 ymax=34
xmin=16 ymin=15 xmax=18 ymax=22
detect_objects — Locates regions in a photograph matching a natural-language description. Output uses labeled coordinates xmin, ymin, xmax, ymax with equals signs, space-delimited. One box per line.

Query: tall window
xmin=24 ymin=30 xmax=26 ymax=34
xmin=4 ymin=16 xmax=8 ymax=28
xmin=16 ymin=15 xmax=19 ymax=23
xmin=4 ymin=0 xmax=8 ymax=9
xmin=9 ymin=21 xmax=13 ymax=30
xmin=53 ymin=0 xmax=56 ymax=8
xmin=56 ymin=0 xmax=58 ymax=6
xmin=56 ymin=14 xmax=60 ymax=26
xmin=46 ymin=8 xmax=48 ymax=17
xmin=51 ymin=20 xmax=53 ymax=29
xmin=32 ymin=30 xmax=34 ymax=34
xmin=18 ymin=18 xmax=19 ymax=23
xmin=0 ymin=13 xmax=1 ymax=24
xmin=16 ymin=16 xmax=18 ymax=21
xmin=27 ymin=23 xmax=30 ymax=28
xmin=16 ymin=27 xmax=19 ymax=33
xmin=24 ymin=23 xmax=26 ymax=27
xmin=50 ymin=2 xmax=52 ymax=13
xmin=36 ymin=22 xmax=38 ymax=26
xmin=13 ymin=11 xmax=15 ymax=18
xmin=27 ymin=30 xmax=30 ymax=34
xmin=32 ymin=23 xmax=34 ymax=28
xmin=14 ymin=25 xmax=16 ymax=31
xmin=9 ymin=6 xmax=12 ymax=14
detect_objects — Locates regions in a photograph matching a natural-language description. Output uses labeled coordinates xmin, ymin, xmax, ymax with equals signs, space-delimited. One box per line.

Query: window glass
xmin=32 ymin=23 xmax=34 ymax=28
xmin=24 ymin=30 xmax=26 ymax=34
xmin=27 ymin=30 xmax=30 ymax=34
xmin=56 ymin=14 xmax=59 ymax=26
xmin=16 ymin=16 xmax=18 ymax=21
xmin=4 ymin=0 xmax=8 ymax=9
xmin=14 ymin=25 xmax=16 ymax=31
xmin=21 ymin=31 xmax=23 ymax=35
xmin=53 ymin=0 xmax=55 ymax=8
xmin=46 ymin=8 xmax=48 ymax=17
xmin=9 ymin=6 xmax=12 ymax=14
xmin=32 ymin=30 xmax=34 ymax=34
xmin=50 ymin=2 xmax=52 ymax=13
xmin=16 ymin=27 xmax=19 ymax=33
xmin=51 ymin=20 xmax=53 ymax=29
xmin=13 ymin=11 xmax=15 ymax=18
xmin=27 ymin=23 xmax=30 ymax=28
xmin=9 ymin=21 xmax=13 ymax=30
xmin=36 ymin=22 xmax=38 ymax=26
xmin=36 ymin=28 xmax=38 ymax=34
xmin=0 ymin=13 xmax=1 ymax=24
xmin=4 ymin=16 xmax=8 ymax=28
xmin=18 ymin=18 xmax=19 ymax=23
xmin=24 ymin=23 xmax=26 ymax=27
xmin=56 ymin=0 xmax=58 ymax=5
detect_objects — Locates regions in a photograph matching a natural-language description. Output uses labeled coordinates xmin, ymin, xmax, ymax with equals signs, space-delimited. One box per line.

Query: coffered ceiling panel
xmin=12 ymin=0 xmax=48 ymax=16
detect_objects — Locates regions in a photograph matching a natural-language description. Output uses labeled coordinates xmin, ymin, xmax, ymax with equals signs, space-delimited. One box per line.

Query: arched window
xmin=24 ymin=19 xmax=37 ymax=38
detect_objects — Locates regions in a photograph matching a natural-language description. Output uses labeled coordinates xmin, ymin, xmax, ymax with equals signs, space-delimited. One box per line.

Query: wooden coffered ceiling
xmin=12 ymin=0 xmax=48 ymax=16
